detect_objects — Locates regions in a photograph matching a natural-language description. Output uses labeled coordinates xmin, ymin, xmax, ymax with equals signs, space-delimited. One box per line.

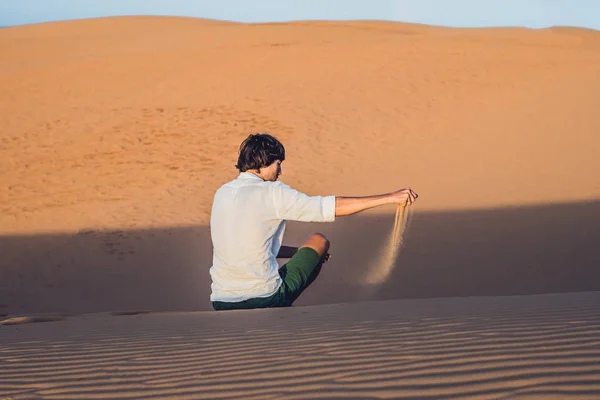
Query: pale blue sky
xmin=1 ymin=0 xmax=599 ymax=30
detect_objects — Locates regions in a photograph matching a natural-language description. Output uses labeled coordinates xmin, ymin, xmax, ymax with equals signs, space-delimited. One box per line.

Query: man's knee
xmin=302 ymin=233 xmax=330 ymax=257
xmin=310 ymin=232 xmax=330 ymax=250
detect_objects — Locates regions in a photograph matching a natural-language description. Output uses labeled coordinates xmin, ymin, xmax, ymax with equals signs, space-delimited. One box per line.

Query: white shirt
xmin=209 ymin=172 xmax=336 ymax=302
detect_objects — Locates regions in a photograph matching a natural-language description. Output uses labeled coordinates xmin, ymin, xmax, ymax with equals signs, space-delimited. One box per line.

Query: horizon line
xmin=1 ymin=14 xmax=599 ymax=33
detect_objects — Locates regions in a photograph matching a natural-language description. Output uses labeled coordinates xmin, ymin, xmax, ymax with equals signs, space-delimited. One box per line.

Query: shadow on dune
xmin=1 ymin=200 xmax=599 ymax=315
xmin=295 ymin=199 xmax=600 ymax=307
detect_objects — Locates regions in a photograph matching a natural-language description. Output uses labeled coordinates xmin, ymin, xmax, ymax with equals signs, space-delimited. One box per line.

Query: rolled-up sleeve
xmin=271 ymin=182 xmax=336 ymax=222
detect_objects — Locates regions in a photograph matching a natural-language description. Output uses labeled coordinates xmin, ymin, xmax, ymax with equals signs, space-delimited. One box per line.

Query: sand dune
xmin=1 ymin=17 xmax=600 ymax=235
xmin=1 ymin=16 xmax=600 ymax=398
xmin=1 ymin=16 xmax=599 ymax=313
xmin=2 ymin=292 xmax=600 ymax=399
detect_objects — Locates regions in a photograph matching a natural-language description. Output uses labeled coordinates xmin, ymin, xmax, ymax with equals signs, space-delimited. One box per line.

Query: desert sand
xmin=2 ymin=292 xmax=600 ymax=399
xmin=1 ymin=16 xmax=600 ymax=398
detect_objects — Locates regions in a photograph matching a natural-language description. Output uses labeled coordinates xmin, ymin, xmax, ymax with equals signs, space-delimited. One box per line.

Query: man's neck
xmin=245 ymin=170 xmax=265 ymax=180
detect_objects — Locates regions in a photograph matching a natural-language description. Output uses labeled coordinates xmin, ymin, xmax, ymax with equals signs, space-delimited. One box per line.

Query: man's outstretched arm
xmin=335 ymin=188 xmax=418 ymax=216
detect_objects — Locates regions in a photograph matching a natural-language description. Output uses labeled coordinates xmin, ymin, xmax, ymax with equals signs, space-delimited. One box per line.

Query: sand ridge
xmin=1 ymin=292 xmax=600 ymax=399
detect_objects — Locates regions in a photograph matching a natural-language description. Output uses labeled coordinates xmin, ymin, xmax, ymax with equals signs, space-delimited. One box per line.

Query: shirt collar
xmin=238 ymin=171 xmax=265 ymax=181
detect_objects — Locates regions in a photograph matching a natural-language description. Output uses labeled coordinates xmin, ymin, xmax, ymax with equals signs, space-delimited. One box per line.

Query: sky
xmin=1 ymin=0 xmax=599 ymax=30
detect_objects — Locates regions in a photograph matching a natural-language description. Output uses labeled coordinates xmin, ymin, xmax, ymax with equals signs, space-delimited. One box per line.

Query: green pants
xmin=212 ymin=247 xmax=324 ymax=311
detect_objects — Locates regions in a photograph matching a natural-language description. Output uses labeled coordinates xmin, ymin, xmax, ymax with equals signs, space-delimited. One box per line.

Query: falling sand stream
xmin=363 ymin=203 xmax=413 ymax=285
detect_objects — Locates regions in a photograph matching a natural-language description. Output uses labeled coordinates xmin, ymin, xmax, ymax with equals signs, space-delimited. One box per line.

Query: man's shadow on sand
xmin=1 ymin=200 xmax=599 ymax=315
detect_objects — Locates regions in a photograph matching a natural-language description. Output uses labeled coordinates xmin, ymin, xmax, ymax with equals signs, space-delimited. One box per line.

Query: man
xmin=210 ymin=133 xmax=417 ymax=310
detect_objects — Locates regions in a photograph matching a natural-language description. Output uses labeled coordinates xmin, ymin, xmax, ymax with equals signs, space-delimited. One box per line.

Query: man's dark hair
xmin=235 ymin=133 xmax=285 ymax=172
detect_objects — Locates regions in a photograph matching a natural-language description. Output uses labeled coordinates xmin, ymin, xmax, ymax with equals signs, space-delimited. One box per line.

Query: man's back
xmin=209 ymin=171 xmax=336 ymax=303
xmin=210 ymin=172 xmax=284 ymax=302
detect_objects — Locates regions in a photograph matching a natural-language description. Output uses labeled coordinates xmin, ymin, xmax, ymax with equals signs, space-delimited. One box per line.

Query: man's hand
xmin=389 ymin=188 xmax=418 ymax=206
